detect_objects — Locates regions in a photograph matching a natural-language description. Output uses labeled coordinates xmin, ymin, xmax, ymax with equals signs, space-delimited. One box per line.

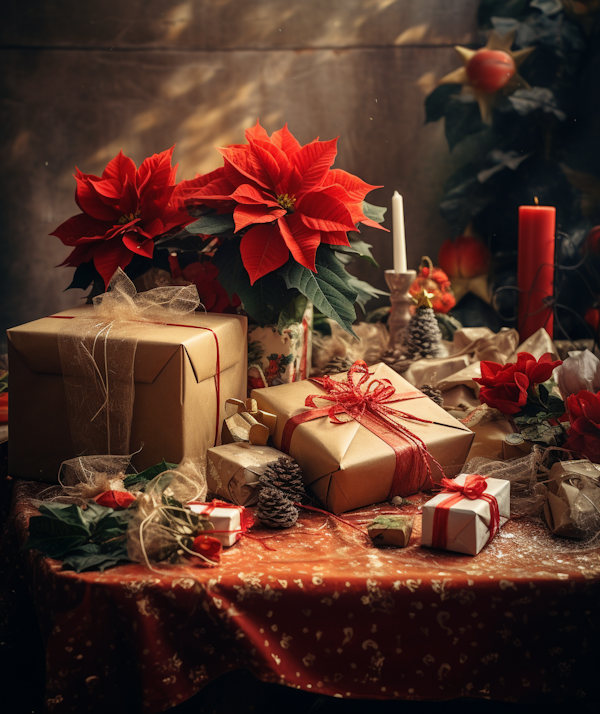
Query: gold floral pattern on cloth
xmin=11 ymin=480 xmax=600 ymax=713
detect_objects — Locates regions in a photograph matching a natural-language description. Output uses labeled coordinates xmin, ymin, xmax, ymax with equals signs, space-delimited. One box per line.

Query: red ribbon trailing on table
xmin=281 ymin=360 xmax=440 ymax=498
xmin=50 ymin=315 xmax=221 ymax=448
xmin=431 ymin=474 xmax=500 ymax=550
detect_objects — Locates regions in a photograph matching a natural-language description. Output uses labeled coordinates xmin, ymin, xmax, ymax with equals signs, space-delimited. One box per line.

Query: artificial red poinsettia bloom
xmin=93 ymin=490 xmax=137 ymax=510
xmin=191 ymin=534 xmax=222 ymax=564
xmin=52 ymin=148 xmax=194 ymax=287
xmin=563 ymin=390 xmax=600 ymax=463
xmin=474 ymin=359 xmax=530 ymax=414
xmin=517 ymin=352 xmax=563 ymax=385
xmin=175 ymin=121 xmax=387 ymax=284
xmin=168 ymin=255 xmax=241 ymax=313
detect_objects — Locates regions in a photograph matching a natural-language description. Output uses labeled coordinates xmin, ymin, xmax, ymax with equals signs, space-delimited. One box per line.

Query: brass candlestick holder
xmin=384 ymin=269 xmax=416 ymax=356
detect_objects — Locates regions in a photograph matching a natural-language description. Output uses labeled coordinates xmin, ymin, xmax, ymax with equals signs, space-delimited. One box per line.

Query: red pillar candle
xmin=517 ymin=202 xmax=556 ymax=341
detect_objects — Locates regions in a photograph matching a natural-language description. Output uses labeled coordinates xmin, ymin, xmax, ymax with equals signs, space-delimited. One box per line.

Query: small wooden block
xmin=367 ymin=515 xmax=414 ymax=548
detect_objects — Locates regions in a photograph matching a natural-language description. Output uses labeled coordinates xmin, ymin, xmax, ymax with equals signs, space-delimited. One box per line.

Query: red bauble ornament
xmin=466 ymin=49 xmax=516 ymax=93
xmin=409 ymin=257 xmax=456 ymax=314
xmin=584 ymin=225 xmax=600 ymax=255
xmin=438 ymin=236 xmax=490 ymax=279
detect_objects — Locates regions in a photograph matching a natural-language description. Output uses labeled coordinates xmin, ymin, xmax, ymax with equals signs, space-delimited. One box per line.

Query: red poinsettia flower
xmin=175 ymin=121 xmax=387 ymax=284
xmin=168 ymin=256 xmax=241 ymax=313
xmin=191 ymin=534 xmax=222 ymax=564
xmin=474 ymin=352 xmax=562 ymax=415
xmin=563 ymin=390 xmax=600 ymax=463
xmin=52 ymin=148 xmax=194 ymax=287
xmin=93 ymin=490 xmax=137 ymax=510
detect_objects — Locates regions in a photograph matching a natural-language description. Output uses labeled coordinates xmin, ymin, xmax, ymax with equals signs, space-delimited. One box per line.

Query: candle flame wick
xmin=534 ymin=196 xmax=539 ymax=205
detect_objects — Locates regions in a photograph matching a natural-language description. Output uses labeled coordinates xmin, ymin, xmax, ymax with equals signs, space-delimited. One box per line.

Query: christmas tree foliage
xmin=425 ymin=0 xmax=600 ymax=339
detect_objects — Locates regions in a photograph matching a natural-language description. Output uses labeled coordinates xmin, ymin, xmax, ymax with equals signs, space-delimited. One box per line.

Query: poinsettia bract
xmin=52 ymin=148 xmax=194 ymax=287
xmin=176 ymin=121 xmax=387 ymax=284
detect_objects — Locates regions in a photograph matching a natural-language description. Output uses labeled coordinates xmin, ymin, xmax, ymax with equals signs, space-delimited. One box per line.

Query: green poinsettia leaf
xmin=538 ymin=383 xmax=550 ymax=406
xmin=445 ymin=98 xmax=488 ymax=151
xmin=23 ymin=505 xmax=91 ymax=558
xmin=346 ymin=275 xmax=389 ymax=311
xmin=276 ymin=294 xmax=309 ymax=332
xmin=362 ymin=201 xmax=387 ymax=224
xmin=334 ymin=239 xmax=379 ymax=267
xmin=62 ymin=542 xmax=129 ymax=573
xmin=65 ymin=262 xmax=101 ymax=292
xmin=425 ymin=84 xmax=462 ymax=123
xmin=152 ymin=233 xmax=216 ymax=253
xmin=91 ymin=511 xmax=131 ymax=545
xmin=280 ymin=246 xmax=358 ymax=336
xmin=123 ymin=459 xmax=179 ymax=488
xmin=184 ymin=214 xmax=235 ymax=236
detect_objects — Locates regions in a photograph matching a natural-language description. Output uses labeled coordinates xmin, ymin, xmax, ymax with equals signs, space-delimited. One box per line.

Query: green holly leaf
xmin=334 ymin=239 xmax=379 ymax=267
xmin=425 ymin=84 xmax=462 ymax=123
xmin=280 ymin=246 xmax=358 ymax=336
xmin=362 ymin=201 xmax=387 ymax=224
xmin=123 ymin=459 xmax=178 ymax=488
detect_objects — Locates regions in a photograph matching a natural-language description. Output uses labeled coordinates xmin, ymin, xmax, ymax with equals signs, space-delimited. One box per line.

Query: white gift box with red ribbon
xmin=188 ymin=501 xmax=253 ymax=547
xmin=421 ymin=474 xmax=510 ymax=556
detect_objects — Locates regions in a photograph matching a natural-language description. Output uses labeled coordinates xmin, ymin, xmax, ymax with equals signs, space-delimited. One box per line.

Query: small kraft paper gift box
xmin=421 ymin=473 xmax=510 ymax=555
xmin=188 ymin=501 xmax=254 ymax=547
xmin=7 ymin=273 xmax=247 ymax=481
xmin=543 ymin=459 xmax=600 ymax=538
xmin=251 ymin=361 xmax=474 ymax=514
xmin=206 ymin=442 xmax=287 ymax=506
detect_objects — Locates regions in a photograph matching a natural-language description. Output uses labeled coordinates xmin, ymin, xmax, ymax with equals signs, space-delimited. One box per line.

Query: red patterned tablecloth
xmin=10 ymin=480 xmax=600 ymax=713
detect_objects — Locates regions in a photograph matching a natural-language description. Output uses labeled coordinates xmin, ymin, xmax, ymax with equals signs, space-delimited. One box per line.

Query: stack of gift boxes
xmin=7 ymin=284 xmax=510 ymax=557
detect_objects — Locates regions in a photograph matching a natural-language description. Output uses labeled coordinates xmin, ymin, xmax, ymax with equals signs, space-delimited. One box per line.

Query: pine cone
xmin=257 ymin=487 xmax=299 ymax=529
xmin=323 ymin=355 xmax=354 ymax=375
xmin=402 ymin=306 xmax=443 ymax=360
xmin=419 ymin=383 xmax=444 ymax=407
xmin=260 ymin=456 xmax=306 ymax=503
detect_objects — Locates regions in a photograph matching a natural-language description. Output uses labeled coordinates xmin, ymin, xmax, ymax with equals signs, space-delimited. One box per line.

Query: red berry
xmin=466 ymin=50 xmax=516 ymax=93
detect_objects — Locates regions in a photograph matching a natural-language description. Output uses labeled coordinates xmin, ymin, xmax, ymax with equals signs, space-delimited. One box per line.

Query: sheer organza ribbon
xmin=51 ymin=269 xmax=221 ymax=456
xmin=431 ymin=474 xmax=500 ymax=550
xmin=281 ymin=360 xmax=440 ymax=498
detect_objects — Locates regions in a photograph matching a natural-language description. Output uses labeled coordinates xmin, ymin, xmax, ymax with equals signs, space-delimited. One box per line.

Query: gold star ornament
xmin=439 ymin=30 xmax=534 ymax=125
xmin=412 ymin=288 xmax=434 ymax=310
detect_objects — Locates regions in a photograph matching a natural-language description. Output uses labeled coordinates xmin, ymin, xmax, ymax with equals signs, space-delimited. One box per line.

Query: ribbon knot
xmin=439 ymin=474 xmax=487 ymax=500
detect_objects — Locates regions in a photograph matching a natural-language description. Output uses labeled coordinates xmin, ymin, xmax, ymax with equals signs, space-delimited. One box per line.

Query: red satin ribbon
xmin=49 ymin=314 xmax=221 ymax=448
xmin=431 ymin=474 xmax=500 ymax=550
xmin=281 ymin=360 xmax=439 ymax=498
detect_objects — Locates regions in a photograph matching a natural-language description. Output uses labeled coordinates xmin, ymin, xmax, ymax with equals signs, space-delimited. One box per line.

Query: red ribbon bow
xmin=281 ymin=360 xmax=441 ymax=499
xmin=431 ymin=474 xmax=500 ymax=550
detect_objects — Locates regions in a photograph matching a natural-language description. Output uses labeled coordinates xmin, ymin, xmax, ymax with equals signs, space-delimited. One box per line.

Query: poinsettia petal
xmin=233 ymin=204 xmax=284 ymax=232
xmin=93 ymin=239 xmax=134 ymax=288
xmin=231 ymin=184 xmax=279 ymax=206
xmin=278 ymin=214 xmax=320 ymax=272
xmin=57 ymin=242 xmax=98 ymax=268
xmin=174 ymin=167 xmax=229 ymax=199
xmin=218 ymin=146 xmax=272 ymax=191
xmin=101 ymin=150 xmax=137 ymax=185
xmin=270 ymin=124 xmax=302 ymax=156
xmin=297 ymin=191 xmax=355 ymax=232
xmin=322 ymin=168 xmax=382 ymax=202
xmin=122 ymin=233 xmax=155 ymax=258
xmin=291 ymin=137 xmax=338 ymax=194
xmin=580 ymin=391 xmax=600 ymax=424
xmin=240 ymin=223 xmax=289 ymax=284
xmin=320 ymin=230 xmax=351 ymax=246
xmin=359 ymin=217 xmax=390 ymax=232
xmin=50 ymin=213 xmax=110 ymax=246
xmin=75 ymin=172 xmax=119 ymax=221
xmin=115 ymin=175 xmax=140 ymax=217
xmin=245 ymin=119 xmax=271 ymax=144
xmin=252 ymin=139 xmax=293 ymax=191
xmin=137 ymin=147 xmax=176 ymax=193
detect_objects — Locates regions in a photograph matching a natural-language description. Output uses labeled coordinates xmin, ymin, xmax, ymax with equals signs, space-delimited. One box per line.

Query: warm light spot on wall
xmin=395 ymin=24 xmax=429 ymax=44
xmin=163 ymin=2 xmax=193 ymax=42
xmin=416 ymin=71 xmax=438 ymax=96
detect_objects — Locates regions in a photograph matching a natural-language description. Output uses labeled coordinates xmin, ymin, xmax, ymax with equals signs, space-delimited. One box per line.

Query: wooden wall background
xmin=0 ymin=0 xmax=480 ymax=349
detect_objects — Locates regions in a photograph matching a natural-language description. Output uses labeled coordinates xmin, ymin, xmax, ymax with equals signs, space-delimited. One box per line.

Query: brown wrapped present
xmin=206 ymin=442 xmax=288 ymax=506
xmin=8 ymin=274 xmax=247 ymax=481
xmin=252 ymin=361 xmax=474 ymax=514
xmin=543 ymin=460 xmax=600 ymax=538
xmin=368 ymin=515 xmax=414 ymax=547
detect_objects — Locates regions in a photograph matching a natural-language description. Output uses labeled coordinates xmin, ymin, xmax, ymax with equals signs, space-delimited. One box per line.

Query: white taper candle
xmin=392 ymin=190 xmax=407 ymax=273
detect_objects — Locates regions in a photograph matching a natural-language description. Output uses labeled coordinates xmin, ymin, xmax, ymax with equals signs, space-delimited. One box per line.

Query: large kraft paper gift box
xmin=251 ymin=362 xmax=474 ymax=514
xmin=8 ymin=305 xmax=247 ymax=481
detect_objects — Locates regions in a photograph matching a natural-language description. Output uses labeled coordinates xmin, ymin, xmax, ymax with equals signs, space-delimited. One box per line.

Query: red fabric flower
xmin=93 ymin=490 xmax=137 ymax=510
xmin=168 ymin=256 xmax=241 ymax=313
xmin=474 ymin=352 xmax=562 ymax=415
xmin=175 ymin=121 xmax=387 ymax=284
xmin=52 ymin=148 xmax=194 ymax=287
xmin=564 ymin=390 xmax=600 ymax=463
xmin=191 ymin=535 xmax=222 ymax=564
